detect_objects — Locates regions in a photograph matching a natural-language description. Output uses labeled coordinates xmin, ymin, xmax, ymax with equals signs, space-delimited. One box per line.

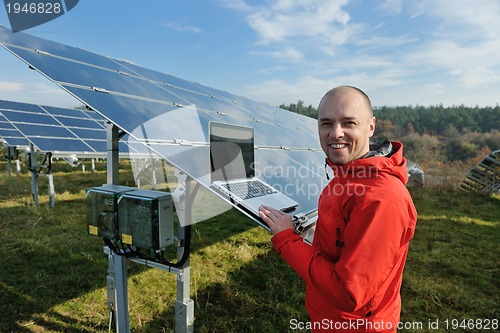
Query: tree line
xmin=279 ymin=101 xmax=500 ymax=182
xmin=279 ymin=101 xmax=499 ymax=135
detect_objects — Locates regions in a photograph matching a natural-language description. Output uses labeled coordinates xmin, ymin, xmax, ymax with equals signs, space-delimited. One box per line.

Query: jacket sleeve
xmin=271 ymin=195 xmax=410 ymax=312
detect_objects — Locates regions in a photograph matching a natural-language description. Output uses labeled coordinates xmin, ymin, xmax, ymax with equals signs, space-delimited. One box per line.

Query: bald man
xmin=260 ymin=86 xmax=417 ymax=333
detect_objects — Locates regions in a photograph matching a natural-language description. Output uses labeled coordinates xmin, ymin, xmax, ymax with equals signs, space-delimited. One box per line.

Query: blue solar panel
xmin=1 ymin=110 xmax=59 ymax=125
xmin=0 ymin=110 xmax=29 ymax=146
xmin=53 ymin=116 xmax=101 ymax=128
xmin=0 ymin=99 xmax=107 ymax=153
xmin=42 ymin=105 xmax=90 ymax=118
xmin=0 ymin=26 xmax=326 ymax=223
xmin=31 ymin=137 xmax=96 ymax=152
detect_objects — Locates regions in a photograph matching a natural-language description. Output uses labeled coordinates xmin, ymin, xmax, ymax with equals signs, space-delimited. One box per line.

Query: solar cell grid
xmin=53 ymin=116 xmax=103 ymax=128
xmin=41 ymin=105 xmax=85 ymax=116
xmin=1 ymin=138 xmax=29 ymax=146
xmin=0 ymin=99 xmax=109 ymax=154
xmin=1 ymin=110 xmax=59 ymax=125
xmin=30 ymin=137 xmax=94 ymax=152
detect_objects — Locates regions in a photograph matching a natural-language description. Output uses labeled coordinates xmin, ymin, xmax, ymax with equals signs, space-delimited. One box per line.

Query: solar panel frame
xmin=0 ymin=26 xmax=326 ymax=222
xmin=460 ymin=150 xmax=500 ymax=194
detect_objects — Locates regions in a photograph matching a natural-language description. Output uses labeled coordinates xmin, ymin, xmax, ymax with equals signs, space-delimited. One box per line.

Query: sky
xmin=0 ymin=0 xmax=500 ymax=109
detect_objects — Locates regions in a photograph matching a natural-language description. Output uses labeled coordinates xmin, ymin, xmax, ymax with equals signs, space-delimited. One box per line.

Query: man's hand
xmin=259 ymin=205 xmax=293 ymax=235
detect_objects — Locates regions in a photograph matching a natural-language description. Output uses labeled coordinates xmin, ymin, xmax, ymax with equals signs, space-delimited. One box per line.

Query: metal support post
xmin=133 ymin=159 xmax=141 ymax=188
xmin=175 ymin=264 xmax=194 ymax=333
xmin=105 ymin=122 xmax=130 ymax=333
xmin=113 ymin=254 xmax=129 ymax=332
xmin=7 ymin=158 xmax=12 ymax=176
xmin=4 ymin=146 xmax=18 ymax=177
xmin=28 ymin=148 xmax=54 ymax=206
xmin=107 ymin=122 xmax=120 ymax=185
xmin=152 ymin=158 xmax=157 ymax=189
xmin=30 ymin=170 xmax=39 ymax=205
xmin=28 ymin=150 xmax=39 ymax=206
xmin=47 ymin=173 xmax=55 ymax=207
xmin=105 ymin=247 xmax=116 ymax=324
xmin=172 ymin=171 xmax=195 ymax=333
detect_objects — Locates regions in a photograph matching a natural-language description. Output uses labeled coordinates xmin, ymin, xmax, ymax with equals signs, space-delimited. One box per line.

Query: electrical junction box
xmin=86 ymin=185 xmax=136 ymax=240
xmin=117 ymin=189 xmax=175 ymax=251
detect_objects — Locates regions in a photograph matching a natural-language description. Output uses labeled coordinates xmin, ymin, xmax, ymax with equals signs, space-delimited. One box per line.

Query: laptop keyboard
xmin=221 ymin=180 xmax=277 ymax=199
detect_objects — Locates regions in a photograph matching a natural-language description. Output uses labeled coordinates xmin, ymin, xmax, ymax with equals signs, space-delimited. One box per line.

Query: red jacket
xmin=272 ymin=142 xmax=417 ymax=332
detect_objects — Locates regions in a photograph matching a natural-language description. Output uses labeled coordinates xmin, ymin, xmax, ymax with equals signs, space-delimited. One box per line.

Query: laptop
xmin=209 ymin=121 xmax=298 ymax=216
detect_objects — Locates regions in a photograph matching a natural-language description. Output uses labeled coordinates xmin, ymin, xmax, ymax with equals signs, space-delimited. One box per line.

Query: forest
xmin=279 ymin=101 xmax=500 ymax=188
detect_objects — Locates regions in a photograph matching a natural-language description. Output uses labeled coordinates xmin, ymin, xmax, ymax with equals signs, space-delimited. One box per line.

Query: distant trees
xmin=278 ymin=100 xmax=318 ymax=119
xmin=280 ymin=102 xmax=499 ymax=136
xmin=373 ymin=104 xmax=500 ymax=135
xmin=279 ymin=102 xmax=500 ymax=184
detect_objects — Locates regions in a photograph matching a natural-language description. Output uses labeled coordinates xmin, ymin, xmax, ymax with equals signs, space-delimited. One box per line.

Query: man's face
xmin=318 ymin=89 xmax=375 ymax=165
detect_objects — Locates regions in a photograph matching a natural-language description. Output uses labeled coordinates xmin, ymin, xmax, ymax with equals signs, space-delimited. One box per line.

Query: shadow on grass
xmin=2 ymin=185 xmax=498 ymax=332
xmin=400 ymin=190 xmax=499 ymax=328
xmin=138 ymin=249 xmax=307 ymax=333
xmin=0 ymin=195 xmax=260 ymax=332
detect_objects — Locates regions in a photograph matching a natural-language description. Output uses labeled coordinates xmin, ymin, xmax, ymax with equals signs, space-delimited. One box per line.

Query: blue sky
xmin=0 ymin=0 xmax=499 ymax=109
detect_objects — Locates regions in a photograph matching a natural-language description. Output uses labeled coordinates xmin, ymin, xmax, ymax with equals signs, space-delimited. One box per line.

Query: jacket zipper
xmin=335 ymin=227 xmax=344 ymax=248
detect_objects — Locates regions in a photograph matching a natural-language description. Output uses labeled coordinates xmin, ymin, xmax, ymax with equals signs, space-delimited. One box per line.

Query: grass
xmin=0 ymin=161 xmax=499 ymax=333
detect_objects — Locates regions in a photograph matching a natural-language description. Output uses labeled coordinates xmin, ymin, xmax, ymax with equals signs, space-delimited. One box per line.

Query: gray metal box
xmin=117 ymin=189 xmax=175 ymax=251
xmin=86 ymin=185 xmax=136 ymax=240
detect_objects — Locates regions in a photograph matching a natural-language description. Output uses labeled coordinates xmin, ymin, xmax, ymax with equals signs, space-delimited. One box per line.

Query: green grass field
xmin=0 ymin=162 xmax=498 ymax=333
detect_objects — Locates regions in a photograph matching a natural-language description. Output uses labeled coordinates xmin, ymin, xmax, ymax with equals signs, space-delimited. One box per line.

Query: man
xmin=259 ymin=86 xmax=417 ymax=332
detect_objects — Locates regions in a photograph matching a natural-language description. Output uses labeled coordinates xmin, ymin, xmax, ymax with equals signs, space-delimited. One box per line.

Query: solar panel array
xmin=0 ymin=99 xmax=105 ymax=153
xmin=0 ymin=98 xmax=143 ymax=157
xmin=0 ymin=26 xmax=327 ymax=222
xmin=460 ymin=150 xmax=500 ymax=195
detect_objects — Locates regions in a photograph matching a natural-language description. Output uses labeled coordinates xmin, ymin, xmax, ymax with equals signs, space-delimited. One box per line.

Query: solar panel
xmin=0 ymin=111 xmax=30 ymax=147
xmin=0 ymin=98 xmax=128 ymax=155
xmin=460 ymin=150 xmax=500 ymax=194
xmin=0 ymin=27 xmax=326 ymax=225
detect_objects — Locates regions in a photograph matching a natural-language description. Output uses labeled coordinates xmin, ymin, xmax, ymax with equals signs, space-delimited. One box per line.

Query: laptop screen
xmin=209 ymin=122 xmax=255 ymax=182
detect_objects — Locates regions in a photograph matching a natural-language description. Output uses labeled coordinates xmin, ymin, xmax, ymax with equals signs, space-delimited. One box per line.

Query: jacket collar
xmin=324 ymin=141 xmax=408 ymax=184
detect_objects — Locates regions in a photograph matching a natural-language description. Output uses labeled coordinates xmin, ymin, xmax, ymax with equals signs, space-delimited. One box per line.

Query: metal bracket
xmin=4 ymin=146 xmax=18 ymax=160
xmin=292 ymin=213 xmax=315 ymax=234
xmin=171 ymin=169 xmax=187 ymax=226
xmin=28 ymin=151 xmax=53 ymax=174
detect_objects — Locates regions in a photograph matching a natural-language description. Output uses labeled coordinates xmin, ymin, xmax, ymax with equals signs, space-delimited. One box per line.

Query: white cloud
xmin=257 ymin=65 xmax=288 ymax=75
xmin=0 ymin=80 xmax=79 ymax=108
xmin=226 ymin=0 xmax=500 ymax=107
xmin=415 ymin=0 xmax=500 ymax=40
xmin=0 ymin=82 xmax=23 ymax=91
xmin=376 ymin=0 xmax=402 ymax=16
xmin=252 ymin=47 xmax=304 ymax=62
xmin=241 ymin=76 xmax=328 ymax=107
xmin=248 ymin=0 xmax=352 ymax=45
xmin=164 ymin=21 xmax=202 ymax=34
xmin=239 ymin=70 xmax=398 ymax=108
xmin=225 ymin=0 xmax=355 ymax=50
xmin=219 ymin=0 xmax=252 ymax=12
